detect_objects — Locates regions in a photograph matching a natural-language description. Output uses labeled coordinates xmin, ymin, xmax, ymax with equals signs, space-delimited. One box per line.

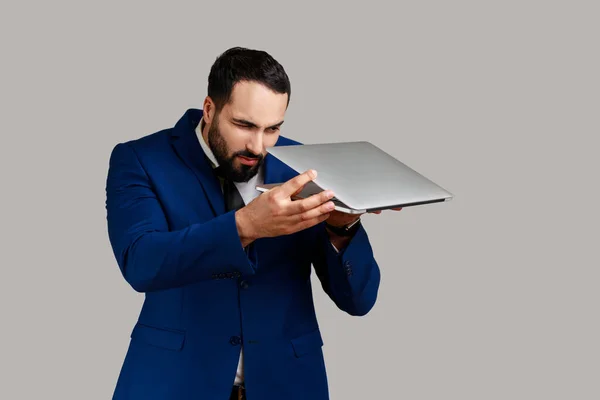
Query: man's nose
xmin=247 ymin=133 xmax=263 ymax=156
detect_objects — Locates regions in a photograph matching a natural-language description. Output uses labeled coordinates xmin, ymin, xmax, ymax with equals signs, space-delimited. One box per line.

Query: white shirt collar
xmin=195 ymin=117 xmax=219 ymax=168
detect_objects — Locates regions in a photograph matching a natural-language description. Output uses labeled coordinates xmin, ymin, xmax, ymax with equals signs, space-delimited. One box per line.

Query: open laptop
xmin=255 ymin=141 xmax=454 ymax=214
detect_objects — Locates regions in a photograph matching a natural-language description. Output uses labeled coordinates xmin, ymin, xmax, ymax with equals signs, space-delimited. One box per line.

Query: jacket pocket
xmin=290 ymin=328 xmax=324 ymax=358
xmin=130 ymin=322 xmax=186 ymax=351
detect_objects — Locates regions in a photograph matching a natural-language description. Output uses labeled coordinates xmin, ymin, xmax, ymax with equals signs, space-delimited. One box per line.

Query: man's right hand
xmin=235 ymin=169 xmax=335 ymax=247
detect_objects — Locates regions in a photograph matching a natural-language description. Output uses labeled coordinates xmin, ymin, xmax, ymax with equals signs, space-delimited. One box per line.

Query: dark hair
xmin=207 ymin=47 xmax=291 ymax=110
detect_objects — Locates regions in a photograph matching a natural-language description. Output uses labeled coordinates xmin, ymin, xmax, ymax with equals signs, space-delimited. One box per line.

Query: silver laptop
xmin=256 ymin=141 xmax=453 ymax=214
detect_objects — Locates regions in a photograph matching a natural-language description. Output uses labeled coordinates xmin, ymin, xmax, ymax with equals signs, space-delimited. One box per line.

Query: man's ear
xmin=202 ymin=96 xmax=216 ymax=124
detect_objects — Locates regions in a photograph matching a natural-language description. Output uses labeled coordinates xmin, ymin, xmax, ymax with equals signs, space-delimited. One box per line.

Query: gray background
xmin=1 ymin=1 xmax=598 ymax=399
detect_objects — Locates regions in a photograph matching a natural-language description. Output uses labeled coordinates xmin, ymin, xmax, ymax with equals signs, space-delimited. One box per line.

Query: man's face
xmin=206 ymin=80 xmax=288 ymax=182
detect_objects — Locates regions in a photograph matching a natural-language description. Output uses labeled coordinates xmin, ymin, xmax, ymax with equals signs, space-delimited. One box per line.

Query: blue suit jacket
xmin=105 ymin=109 xmax=381 ymax=399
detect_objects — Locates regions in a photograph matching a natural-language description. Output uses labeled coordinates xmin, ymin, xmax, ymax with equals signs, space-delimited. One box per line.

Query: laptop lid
xmin=265 ymin=141 xmax=453 ymax=211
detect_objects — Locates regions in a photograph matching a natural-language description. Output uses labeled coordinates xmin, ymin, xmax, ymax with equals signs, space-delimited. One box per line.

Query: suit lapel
xmin=170 ymin=109 xmax=226 ymax=216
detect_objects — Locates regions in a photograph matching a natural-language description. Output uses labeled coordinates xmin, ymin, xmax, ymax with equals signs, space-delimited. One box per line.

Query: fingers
xmin=293 ymin=199 xmax=335 ymax=222
xmin=292 ymin=211 xmax=331 ymax=232
xmin=279 ymin=170 xmax=317 ymax=197
xmin=286 ymin=189 xmax=335 ymax=215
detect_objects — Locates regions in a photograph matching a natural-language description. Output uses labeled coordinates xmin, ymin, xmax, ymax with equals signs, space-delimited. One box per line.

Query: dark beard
xmin=207 ymin=116 xmax=264 ymax=182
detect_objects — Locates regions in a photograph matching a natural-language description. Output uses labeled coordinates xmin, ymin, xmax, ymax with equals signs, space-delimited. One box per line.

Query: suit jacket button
xmin=229 ymin=336 xmax=241 ymax=346
xmin=218 ymin=273 xmax=225 ymax=279
xmin=344 ymin=261 xmax=353 ymax=276
xmin=240 ymin=280 xmax=249 ymax=289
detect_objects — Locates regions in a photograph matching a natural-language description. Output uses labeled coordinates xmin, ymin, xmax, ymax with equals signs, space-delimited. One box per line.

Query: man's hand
xmin=235 ymin=170 xmax=335 ymax=247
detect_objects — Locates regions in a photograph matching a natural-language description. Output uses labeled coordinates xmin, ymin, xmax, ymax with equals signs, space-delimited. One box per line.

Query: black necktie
xmin=213 ymin=163 xmax=253 ymax=254
xmin=214 ymin=166 xmax=245 ymax=212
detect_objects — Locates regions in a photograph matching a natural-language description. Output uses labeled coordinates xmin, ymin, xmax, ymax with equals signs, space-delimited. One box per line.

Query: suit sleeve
xmin=105 ymin=142 xmax=257 ymax=293
xmin=311 ymin=223 xmax=381 ymax=316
